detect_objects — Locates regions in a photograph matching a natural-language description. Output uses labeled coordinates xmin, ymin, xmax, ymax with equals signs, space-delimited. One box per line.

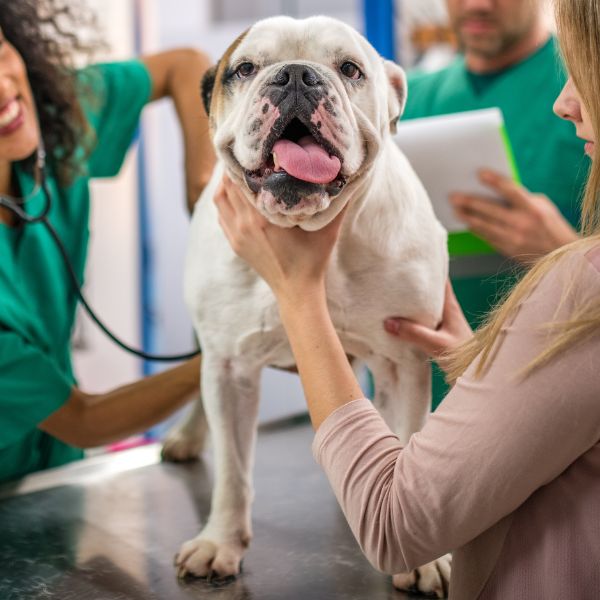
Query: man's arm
xmin=39 ymin=357 xmax=200 ymax=448
xmin=142 ymin=49 xmax=216 ymax=212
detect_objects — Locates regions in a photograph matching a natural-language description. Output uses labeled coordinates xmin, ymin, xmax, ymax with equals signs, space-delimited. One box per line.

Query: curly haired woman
xmin=0 ymin=0 xmax=214 ymax=482
xmin=215 ymin=0 xmax=600 ymax=597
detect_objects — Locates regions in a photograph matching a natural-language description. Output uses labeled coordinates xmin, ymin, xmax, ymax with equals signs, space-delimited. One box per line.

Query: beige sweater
xmin=313 ymin=246 xmax=600 ymax=599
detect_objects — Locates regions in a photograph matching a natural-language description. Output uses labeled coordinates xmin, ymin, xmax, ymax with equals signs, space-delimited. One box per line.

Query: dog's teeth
xmin=273 ymin=151 xmax=282 ymax=172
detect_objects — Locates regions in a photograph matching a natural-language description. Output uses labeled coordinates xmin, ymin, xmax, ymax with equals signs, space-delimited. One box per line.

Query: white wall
xmin=71 ymin=0 xmax=143 ymax=393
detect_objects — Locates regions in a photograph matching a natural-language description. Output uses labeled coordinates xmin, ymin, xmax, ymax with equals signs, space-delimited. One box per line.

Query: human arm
xmin=142 ymin=50 xmax=216 ymax=212
xmin=313 ymin=250 xmax=600 ymax=573
xmin=142 ymin=48 xmax=215 ymax=212
xmin=39 ymin=356 xmax=200 ymax=448
xmin=83 ymin=55 xmax=215 ymax=210
xmin=215 ymin=177 xmax=600 ymax=575
xmin=384 ymin=279 xmax=473 ymax=372
xmin=451 ymin=170 xmax=579 ymax=263
xmin=214 ymin=177 xmax=362 ymax=430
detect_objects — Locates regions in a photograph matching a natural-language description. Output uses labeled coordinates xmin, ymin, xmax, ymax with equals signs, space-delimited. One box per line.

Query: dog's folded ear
xmin=384 ymin=60 xmax=408 ymax=135
xmin=201 ymin=63 xmax=219 ymax=117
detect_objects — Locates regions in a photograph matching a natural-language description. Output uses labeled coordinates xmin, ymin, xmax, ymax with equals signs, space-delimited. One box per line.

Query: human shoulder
xmin=534 ymin=240 xmax=600 ymax=311
xmin=75 ymin=60 xmax=151 ymax=118
xmin=556 ymin=239 xmax=600 ymax=278
xmin=583 ymin=241 xmax=600 ymax=273
xmin=407 ymin=57 xmax=464 ymax=90
xmin=76 ymin=61 xmax=153 ymax=178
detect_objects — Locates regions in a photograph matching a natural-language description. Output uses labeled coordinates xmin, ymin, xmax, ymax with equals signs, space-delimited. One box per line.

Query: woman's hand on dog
xmin=384 ymin=280 xmax=473 ymax=371
xmin=215 ymin=175 xmax=346 ymax=304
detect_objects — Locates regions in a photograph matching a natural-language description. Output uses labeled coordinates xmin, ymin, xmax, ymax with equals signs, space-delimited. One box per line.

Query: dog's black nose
xmin=272 ymin=64 xmax=322 ymax=90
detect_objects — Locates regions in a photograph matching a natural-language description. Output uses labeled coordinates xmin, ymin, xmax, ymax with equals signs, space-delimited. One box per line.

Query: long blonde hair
xmin=445 ymin=0 xmax=600 ymax=384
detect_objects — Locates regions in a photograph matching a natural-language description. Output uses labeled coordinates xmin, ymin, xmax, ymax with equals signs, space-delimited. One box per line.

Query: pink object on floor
xmin=108 ymin=435 xmax=156 ymax=452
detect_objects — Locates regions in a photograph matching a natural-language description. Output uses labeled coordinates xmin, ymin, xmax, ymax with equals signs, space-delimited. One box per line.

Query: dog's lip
xmin=241 ymin=113 xmax=345 ymax=193
xmin=245 ymin=169 xmax=347 ymax=198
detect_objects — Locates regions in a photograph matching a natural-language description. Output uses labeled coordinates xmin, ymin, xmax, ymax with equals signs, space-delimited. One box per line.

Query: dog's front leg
xmin=366 ymin=352 xmax=431 ymax=445
xmin=367 ymin=354 xmax=451 ymax=599
xmin=175 ymin=353 xmax=261 ymax=580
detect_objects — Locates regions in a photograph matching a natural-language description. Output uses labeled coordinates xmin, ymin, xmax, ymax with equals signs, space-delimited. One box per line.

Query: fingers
xmin=452 ymin=206 xmax=508 ymax=247
xmin=450 ymin=193 xmax=514 ymax=228
xmin=214 ymin=180 xmax=234 ymax=220
xmin=384 ymin=280 xmax=473 ymax=360
xmin=215 ymin=176 xmax=255 ymax=254
xmin=384 ymin=318 xmax=445 ymax=357
xmin=220 ymin=174 xmax=248 ymax=215
xmin=320 ymin=204 xmax=348 ymax=244
xmin=215 ymin=174 xmax=269 ymax=229
xmin=477 ymin=169 xmax=531 ymax=208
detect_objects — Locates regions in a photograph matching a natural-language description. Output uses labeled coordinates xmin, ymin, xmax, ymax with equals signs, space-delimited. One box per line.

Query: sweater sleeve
xmin=313 ymin=249 xmax=600 ymax=574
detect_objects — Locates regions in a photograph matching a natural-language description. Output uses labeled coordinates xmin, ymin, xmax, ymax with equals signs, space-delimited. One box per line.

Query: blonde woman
xmin=214 ymin=0 xmax=600 ymax=597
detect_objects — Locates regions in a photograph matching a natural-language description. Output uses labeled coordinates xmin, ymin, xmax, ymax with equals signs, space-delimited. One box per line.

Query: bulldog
xmin=162 ymin=15 xmax=450 ymax=597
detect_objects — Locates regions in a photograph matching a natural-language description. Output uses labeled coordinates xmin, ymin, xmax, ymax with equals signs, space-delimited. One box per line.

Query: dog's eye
xmin=235 ymin=62 xmax=256 ymax=79
xmin=340 ymin=62 xmax=362 ymax=80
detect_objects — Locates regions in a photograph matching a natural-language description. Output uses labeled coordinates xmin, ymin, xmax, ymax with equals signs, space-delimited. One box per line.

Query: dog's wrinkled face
xmin=203 ymin=16 xmax=407 ymax=230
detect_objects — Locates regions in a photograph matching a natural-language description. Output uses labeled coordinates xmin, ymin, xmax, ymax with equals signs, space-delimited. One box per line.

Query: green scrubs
xmin=0 ymin=61 xmax=152 ymax=482
xmin=402 ymin=37 xmax=588 ymax=409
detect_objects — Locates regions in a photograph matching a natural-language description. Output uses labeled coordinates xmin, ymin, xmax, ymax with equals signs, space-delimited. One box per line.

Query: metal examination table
xmin=0 ymin=416 xmax=417 ymax=600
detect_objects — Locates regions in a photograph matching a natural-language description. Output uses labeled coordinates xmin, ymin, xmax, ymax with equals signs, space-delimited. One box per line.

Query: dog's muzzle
xmin=244 ymin=63 xmax=347 ymax=209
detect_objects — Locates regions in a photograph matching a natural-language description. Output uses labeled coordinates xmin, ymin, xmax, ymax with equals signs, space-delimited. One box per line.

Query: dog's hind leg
xmin=161 ymin=387 xmax=208 ymax=462
xmin=174 ymin=353 xmax=261 ymax=580
xmin=365 ymin=352 xmax=451 ymax=599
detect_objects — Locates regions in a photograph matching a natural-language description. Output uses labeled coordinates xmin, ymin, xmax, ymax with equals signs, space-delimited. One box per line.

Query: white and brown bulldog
xmin=162 ymin=15 xmax=449 ymax=597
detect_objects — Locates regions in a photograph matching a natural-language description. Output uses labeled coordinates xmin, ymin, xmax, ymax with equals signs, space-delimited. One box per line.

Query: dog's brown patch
xmin=209 ymin=28 xmax=251 ymax=123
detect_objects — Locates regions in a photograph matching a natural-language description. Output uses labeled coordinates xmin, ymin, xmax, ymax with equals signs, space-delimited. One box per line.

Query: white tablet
xmin=394 ymin=108 xmax=520 ymax=232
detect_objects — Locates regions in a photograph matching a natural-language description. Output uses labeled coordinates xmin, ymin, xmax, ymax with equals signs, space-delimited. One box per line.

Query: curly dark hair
xmin=0 ymin=0 xmax=103 ymax=186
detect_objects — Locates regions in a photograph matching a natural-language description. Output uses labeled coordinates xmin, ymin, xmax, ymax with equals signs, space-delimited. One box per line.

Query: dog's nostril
xmin=302 ymin=69 xmax=320 ymax=87
xmin=273 ymin=65 xmax=321 ymax=88
xmin=274 ymin=67 xmax=290 ymax=86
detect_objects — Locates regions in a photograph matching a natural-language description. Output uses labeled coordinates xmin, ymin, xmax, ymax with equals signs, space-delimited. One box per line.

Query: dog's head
xmin=203 ymin=16 xmax=407 ymax=230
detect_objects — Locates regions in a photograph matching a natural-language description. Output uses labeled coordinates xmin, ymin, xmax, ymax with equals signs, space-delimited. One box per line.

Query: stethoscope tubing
xmin=0 ymin=146 xmax=201 ymax=362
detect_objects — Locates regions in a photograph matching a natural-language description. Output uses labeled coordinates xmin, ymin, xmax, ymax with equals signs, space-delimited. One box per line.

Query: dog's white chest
xmin=184 ymin=163 xmax=447 ymax=367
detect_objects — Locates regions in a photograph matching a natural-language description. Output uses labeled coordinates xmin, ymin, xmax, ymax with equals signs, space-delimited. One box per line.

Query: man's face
xmin=446 ymin=0 xmax=541 ymax=59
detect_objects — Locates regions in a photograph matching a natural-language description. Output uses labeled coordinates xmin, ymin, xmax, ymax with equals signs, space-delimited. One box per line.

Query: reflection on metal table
xmin=0 ymin=416 xmax=415 ymax=600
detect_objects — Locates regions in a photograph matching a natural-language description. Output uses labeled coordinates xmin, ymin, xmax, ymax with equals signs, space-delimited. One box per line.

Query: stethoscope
xmin=0 ymin=143 xmax=200 ymax=362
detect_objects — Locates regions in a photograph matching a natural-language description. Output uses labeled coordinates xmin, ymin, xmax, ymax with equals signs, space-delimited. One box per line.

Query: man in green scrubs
xmin=0 ymin=6 xmax=214 ymax=483
xmin=399 ymin=0 xmax=587 ymax=408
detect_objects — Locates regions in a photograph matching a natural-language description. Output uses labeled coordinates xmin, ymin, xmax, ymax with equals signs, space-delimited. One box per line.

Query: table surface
xmin=0 ymin=416 xmax=419 ymax=600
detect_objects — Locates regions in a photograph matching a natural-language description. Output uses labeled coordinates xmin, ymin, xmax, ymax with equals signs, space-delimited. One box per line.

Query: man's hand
xmin=451 ymin=169 xmax=579 ymax=263
xmin=384 ymin=281 xmax=473 ymax=372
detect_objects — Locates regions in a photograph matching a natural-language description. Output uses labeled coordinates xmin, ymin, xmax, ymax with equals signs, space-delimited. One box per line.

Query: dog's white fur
xmin=162 ymin=15 xmax=449 ymax=597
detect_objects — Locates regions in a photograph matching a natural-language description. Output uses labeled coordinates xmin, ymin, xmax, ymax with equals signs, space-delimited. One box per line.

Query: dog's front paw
xmin=175 ymin=534 xmax=249 ymax=580
xmin=392 ymin=554 xmax=451 ymax=598
xmin=161 ymin=426 xmax=206 ymax=462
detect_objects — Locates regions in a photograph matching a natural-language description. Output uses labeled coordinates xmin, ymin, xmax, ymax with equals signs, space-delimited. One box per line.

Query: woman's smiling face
xmin=0 ymin=28 xmax=40 ymax=164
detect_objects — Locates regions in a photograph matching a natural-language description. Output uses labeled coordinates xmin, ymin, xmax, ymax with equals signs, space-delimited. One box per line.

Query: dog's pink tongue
xmin=273 ymin=135 xmax=341 ymax=184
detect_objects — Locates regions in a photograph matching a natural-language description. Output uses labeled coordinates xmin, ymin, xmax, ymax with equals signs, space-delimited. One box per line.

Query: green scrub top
xmin=0 ymin=61 xmax=152 ymax=483
xmin=402 ymin=37 xmax=588 ymax=409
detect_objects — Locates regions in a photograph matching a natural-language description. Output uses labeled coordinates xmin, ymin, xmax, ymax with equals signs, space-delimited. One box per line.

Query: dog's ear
xmin=383 ymin=60 xmax=407 ymax=135
xmin=201 ymin=63 xmax=219 ymax=117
